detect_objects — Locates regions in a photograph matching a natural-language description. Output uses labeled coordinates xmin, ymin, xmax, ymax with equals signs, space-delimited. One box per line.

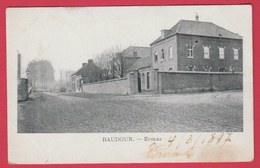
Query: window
xmin=169 ymin=46 xmax=173 ymax=59
xmin=147 ymin=72 xmax=150 ymax=89
xmin=203 ymin=66 xmax=211 ymax=72
xmin=219 ymin=47 xmax=225 ymax=59
xmin=161 ymin=49 xmax=165 ymax=61
xmin=219 ymin=67 xmax=227 ymax=72
xmin=187 ymin=45 xmax=194 ymax=58
xmin=229 ymin=66 xmax=235 ymax=72
xmin=154 ymin=51 xmax=158 ymax=62
xmin=203 ymin=46 xmax=210 ymax=59
xmin=234 ymin=49 xmax=239 ymax=60
xmin=187 ymin=65 xmax=195 ymax=71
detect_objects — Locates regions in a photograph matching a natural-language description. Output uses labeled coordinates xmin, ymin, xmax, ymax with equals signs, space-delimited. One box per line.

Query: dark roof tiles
xmin=127 ymin=56 xmax=152 ymax=71
xmin=151 ymin=20 xmax=242 ymax=45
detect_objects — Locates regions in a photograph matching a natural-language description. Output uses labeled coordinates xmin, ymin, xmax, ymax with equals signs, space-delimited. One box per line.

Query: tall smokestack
xmin=17 ymin=50 xmax=21 ymax=79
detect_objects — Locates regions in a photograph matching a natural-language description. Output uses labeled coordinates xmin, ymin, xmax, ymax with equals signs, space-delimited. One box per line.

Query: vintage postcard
xmin=7 ymin=5 xmax=253 ymax=163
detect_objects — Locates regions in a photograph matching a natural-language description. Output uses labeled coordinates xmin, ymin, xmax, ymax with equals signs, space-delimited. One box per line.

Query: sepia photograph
xmin=7 ymin=5 xmax=253 ymax=163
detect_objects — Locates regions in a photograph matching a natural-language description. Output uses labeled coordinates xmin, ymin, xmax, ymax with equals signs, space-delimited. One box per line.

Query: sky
xmin=6 ymin=5 xmax=252 ymax=80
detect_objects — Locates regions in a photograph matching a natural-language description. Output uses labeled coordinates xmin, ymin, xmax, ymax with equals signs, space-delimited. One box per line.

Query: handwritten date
xmin=146 ymin=132 xmax=233 ymax=159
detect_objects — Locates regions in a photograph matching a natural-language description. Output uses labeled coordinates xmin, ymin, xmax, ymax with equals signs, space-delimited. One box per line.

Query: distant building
xmin=112 ymin=46 xmax=151 ymax=78
xmin=122 ymin=46 xmax=152 ymax=58
xmin=71 ymin=59 xmax=102 ymax=92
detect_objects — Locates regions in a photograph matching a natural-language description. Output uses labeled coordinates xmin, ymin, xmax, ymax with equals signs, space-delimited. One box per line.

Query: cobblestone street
xmin=18 ymin=91 xmax=243 ymax=133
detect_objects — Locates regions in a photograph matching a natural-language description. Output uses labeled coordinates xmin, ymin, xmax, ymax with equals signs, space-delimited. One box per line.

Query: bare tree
xmin=106 ymin=46 xmax=123 ymax=78
xmin=94 ymin=46 xmax=123 ymax=80
xmin=94 ymin=52 xmax=112 ymax=80
xmin=94 ymin=45 xmax=136 ymax=79
xmin=110 ymin=46 xmax=135 ymax=78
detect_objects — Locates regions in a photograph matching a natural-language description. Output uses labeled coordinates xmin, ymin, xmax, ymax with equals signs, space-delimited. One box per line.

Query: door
xmin=138 ymin=73 xmax=141 ymax=93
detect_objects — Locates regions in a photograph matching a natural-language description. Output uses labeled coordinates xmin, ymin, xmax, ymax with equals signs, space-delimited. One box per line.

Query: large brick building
xmin=150 ymin=19 xmax=243 ymax=72
xmin=128 ymin=19 xmax=243 ymax=93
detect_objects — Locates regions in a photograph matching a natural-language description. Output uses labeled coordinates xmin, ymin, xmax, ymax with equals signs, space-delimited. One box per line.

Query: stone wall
xmin=18 ymin=78 xmax=28 ymax=101
xmin=83 ymin=77 xmax=131 ymax=95
xmin=83 ymin=71 xmax=243 ymax=95
xmin=158 ymin=71 xmax=243 ymax=94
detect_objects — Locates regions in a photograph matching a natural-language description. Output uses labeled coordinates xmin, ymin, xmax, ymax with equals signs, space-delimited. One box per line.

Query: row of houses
xmin=71 ymin=17 xmax=243 ymax=94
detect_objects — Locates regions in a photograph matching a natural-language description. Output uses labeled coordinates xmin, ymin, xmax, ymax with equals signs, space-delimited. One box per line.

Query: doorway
xmin=138 ymin=73 xmax=141 ymax=93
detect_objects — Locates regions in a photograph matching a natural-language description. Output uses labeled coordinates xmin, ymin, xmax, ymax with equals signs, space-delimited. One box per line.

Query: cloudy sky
xmin=6 ymin=5 xmax=251 ymax=80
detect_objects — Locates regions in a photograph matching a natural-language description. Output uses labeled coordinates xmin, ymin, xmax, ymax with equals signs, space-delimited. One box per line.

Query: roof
xmin=122 ymin=46 xmax=151 ymax=58
xmin=123 ymin=46 xmax=150 ymax=50
xmin=151 ymin=20 xmax=243 ymax=45
xmin=72 ymin=62 xmax=101 ymax=76
xmin=72 ymin=65 xmax=85 ymax=76
xmin=127 ymin=56 xmax=152 ymax=72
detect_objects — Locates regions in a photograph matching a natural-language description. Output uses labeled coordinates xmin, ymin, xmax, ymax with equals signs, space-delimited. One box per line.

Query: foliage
xmin=27 ymin=59 xmax=55 ymax=89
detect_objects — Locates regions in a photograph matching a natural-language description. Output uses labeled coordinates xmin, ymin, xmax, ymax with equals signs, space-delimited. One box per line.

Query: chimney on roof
xmin=88 ymin=59 xmax=94 ymax=65
xmin=161 ymin=29 xmax=169 ymax=39
xmin=82 ymin=63 xmax=87 ymax=67
xmin=195 ymin=12 xmax=199 ymax=21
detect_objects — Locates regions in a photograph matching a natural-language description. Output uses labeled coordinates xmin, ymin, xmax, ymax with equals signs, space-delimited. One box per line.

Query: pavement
xmin=18 ymin=90 xmax=243 ymax=133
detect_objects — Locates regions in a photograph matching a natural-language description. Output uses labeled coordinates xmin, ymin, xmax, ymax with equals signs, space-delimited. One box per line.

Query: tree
xmin=94 ymin=46 xmax=122 ymax=80
xmin=110 ymin=46 xmax=134 ymax=78
xmin=94 ymin=52 xmax=113 ymax=80
xmin=27 ymin=59 xmax=55 ymax=89
xmin=95 ymin=45 xmax=136 ymax=80
xmin=113 ymin=52 xmax=125 ymax=78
